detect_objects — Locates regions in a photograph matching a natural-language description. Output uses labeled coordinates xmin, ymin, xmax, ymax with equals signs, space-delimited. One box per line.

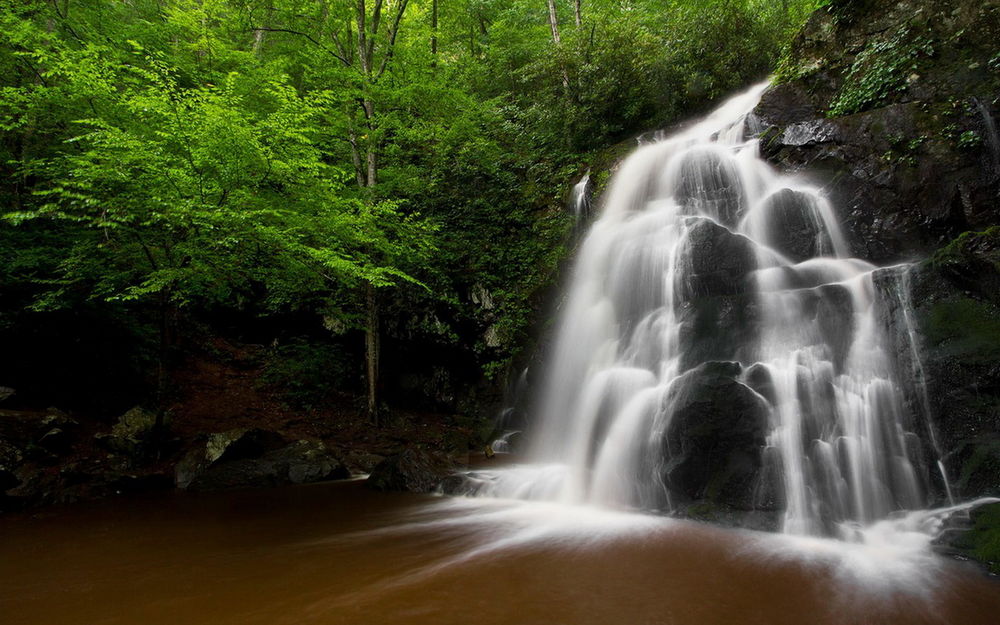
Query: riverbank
xmin=0 ymin=337 xmax=491 ymax=512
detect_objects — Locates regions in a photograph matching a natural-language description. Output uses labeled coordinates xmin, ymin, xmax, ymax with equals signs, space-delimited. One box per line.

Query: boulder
xmin=366 ymin=448 xmax=456 ymax=493
xmin=343 ymin=450 xmax=386 ymax=474
xmin=743 ymin=363 xmax=776 ymax=405
xmin=203 ymin=427 xmax=286 ymax=465
xmin=677 ymin=292 xmax=760 ymax=370
xmin=37 ymin=427 xmax=73 ymax=455
xmin=0 ymin=438 xmax=23 ymax=492
xmin=660 ymin=361 xmax=771 ymax=510
xmin=673 ymin=148 xmax=746 ymax=227
xmin=946 ymin=502 xmax=1000 ymax=574
xmin=98 ymin=406 xmax=162 ymax=459
xmin=176 ymin=429 xmax=347 ymax=491
xmin=757 ymin=188 xmax=835 ymax=262
xmin=280 ymin=440 xmax=351 ymax=485
xmin=678 ymin=217 xmax=757 ymax=299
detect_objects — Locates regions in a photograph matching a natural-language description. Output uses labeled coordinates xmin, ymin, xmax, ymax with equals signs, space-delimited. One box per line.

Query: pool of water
xmin=1 ymin=480 xmax=998 ymax=625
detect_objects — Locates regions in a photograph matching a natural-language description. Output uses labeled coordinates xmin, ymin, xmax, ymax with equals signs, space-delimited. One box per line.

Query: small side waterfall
xmin=973 ymin=97 xmax=1000 ymax=175
xmin=568 ymin=171 xmax=592 ymax=235
xmin=465 ymin=82 xmax=961 ymax=539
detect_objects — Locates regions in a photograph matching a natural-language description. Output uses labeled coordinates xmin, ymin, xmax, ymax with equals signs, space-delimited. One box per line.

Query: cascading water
xmin=569 ymin=171 xmax=592 ymax=221
xmin=460 ymin=82 xmax=974 ymax=539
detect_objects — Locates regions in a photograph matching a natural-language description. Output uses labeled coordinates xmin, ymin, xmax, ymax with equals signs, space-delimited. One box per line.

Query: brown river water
xmin=2 ymin=478 xmax=999 ymax=625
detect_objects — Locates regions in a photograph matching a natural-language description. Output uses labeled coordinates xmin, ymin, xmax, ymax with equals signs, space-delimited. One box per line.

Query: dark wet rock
xmin=743 ymin=363 xmax=776 ymax=405
xmin=678 ymin=293 xmax=760 ymax=370
xmin=753 ymin=82 xmax=818 ymax=127
xmin=874 ymin=229 xmax=1000 ymax=504
xmin=202 ymin=428 xmax=286 ymax=465
xmin=678 ymin=217 xmax=757 ymax=299
xmin=806 ymin=284 xmax=856 ymax=372
xmin=674 ymin=501 xmax=781 ymax=533
xmin=672 ymin=218 xmax=761 ymax=367
xmin=35 ymin=412 xmax=79 ymax=436
xmin=754 ymin=446 xmax=786 ymax=513
xmin=281 ymin=440 xmax=351 ymax=485
xmin=98 ymin=406 xmax=163 ymax=459
xmin=758 ymin=188 xmax=835 ymax=262
xmin=661 ymin=361 xmax=770 ymax=510
xmin=490 ymin=430 xmax=524 ymax=454
xmin=176 ymin=429 xmax=344 ymax=491
xmin=934 ymin=502 xmax=1000 ymax=575
xmin=367 ymin=448 xmax=456 ymax=493
xmin=0 ymin=439 xmax=23 ymax=492
xmin=37 ymin=427 xmax=74 ymax=455
xmin=437 ymin=473 xmax=476 ymax=496
xmin=673 ymin=148 xmax=746 ymax=227
xmin=343 ymin=451 xmax=385 ymax=474
xmin=4 ymin=468 xmax=61 ymax=509
xmin=756 ymin=0 xmax=1000 ymax=264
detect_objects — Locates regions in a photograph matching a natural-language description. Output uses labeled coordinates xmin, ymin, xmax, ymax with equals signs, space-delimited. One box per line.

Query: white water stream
xmin=471 ymin=82 xmax=995 ymax=545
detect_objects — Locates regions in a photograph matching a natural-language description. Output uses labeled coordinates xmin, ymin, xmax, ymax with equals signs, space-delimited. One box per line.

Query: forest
xmin=3 ymin=1 xmax=1000 ymax=624
xmin=0 ymin=0 xmax=818 ymax=421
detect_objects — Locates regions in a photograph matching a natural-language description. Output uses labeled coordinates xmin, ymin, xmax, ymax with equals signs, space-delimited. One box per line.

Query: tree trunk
xmin=347 ymin=124 xmax=365 ymax=187
xmin=574 ymin=0 xmax=582 ymax=27
xmin=362 ymin=98 xmax=377 ymax=186
xmin=360 ymin=93 xmax=378 ymax=423
xmin=546 ymin=0 xmax=561 ymax=44
xmin=365 ymin=281 xmax=380 ymax=425
xmin=545 ymin=0 xmax=570 ymax=92
xmin=431 ymin=0 xmax=438 ymax=56
xmin=153 ymin=293 xmax=172 ymax=459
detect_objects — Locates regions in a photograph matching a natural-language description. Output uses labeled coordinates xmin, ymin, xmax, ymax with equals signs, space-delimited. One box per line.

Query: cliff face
xmin=757 ymin=0 xmax=1000 ymax=562
xmin=755 ymin=0 xmax=1000 ymax=263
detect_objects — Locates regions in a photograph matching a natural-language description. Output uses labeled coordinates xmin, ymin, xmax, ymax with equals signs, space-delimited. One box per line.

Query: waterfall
xmin=972 ymin=97 xmax=1000 ymax=175
xmin=569 ymin=171 xmax=591 ymax=221
xmin=462 ymin=82 xmax=950 ymax=539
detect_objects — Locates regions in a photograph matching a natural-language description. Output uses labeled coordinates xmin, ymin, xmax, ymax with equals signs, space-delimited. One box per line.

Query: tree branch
xmin=247 ymin=26 xmax=352 ymax=66
xmin=375 ymin=0 xmax=409 ymax=79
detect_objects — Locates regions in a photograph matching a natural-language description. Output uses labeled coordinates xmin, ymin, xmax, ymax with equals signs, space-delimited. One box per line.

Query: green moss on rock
xmin=951 ymin=503 xmax=1000 ymax=574
xmin=924 ymin=298 xmax=1000 ymax=362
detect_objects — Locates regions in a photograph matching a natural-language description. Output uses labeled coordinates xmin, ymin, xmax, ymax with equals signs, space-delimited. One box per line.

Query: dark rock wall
xmin=759 ymin=0 xmax=1000 ymax=509
xmin=755 ymin=0 xmax=1000 ymax=263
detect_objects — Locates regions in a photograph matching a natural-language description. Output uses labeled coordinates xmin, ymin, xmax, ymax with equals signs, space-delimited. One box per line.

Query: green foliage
xmin=952 ymin=502 xmax=1000 ymax=574
xmin=261 ymin=340 xmax=355 ymax=409
xmin=929 ymin=226 xmax=1000 ymax=271
xmin=924 ymin=298 xmax=1000 ymax=362
xmin=828 ymin=24 xmax=935 ymax=116
xmin=0 ymin=0 xmax=826 ymax=408
xmin=958 ymin=129 xmax=982 ymax=149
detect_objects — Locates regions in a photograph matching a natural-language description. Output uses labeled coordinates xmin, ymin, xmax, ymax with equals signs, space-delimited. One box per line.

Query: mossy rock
xmin=950 ymin=502 xmax=1000 ymax=574
xmin=923 ymin=297 xmax=1000 ymax=363
xmin=954 ymin=438 xmax=1000 ymax=497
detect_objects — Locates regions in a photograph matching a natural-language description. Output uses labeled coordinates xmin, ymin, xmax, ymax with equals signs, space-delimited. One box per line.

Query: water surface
xmin=2 ymin=481 xmax=998 ymax=625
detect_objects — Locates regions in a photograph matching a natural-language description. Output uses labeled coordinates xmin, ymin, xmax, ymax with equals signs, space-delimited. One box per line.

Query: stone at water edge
xmin=96 ymin=406 xmax=164 ymax=460
xmin=661 ymin=361 xmax=771 ymax=511
xmin=175 ymin=427 xmax=285 ymax=489
xmin=280 ymin=440 xmax=351 ymax=485
xmin=0 ymin=439 xmax=23 ymax=492
xmin=175 ymin=429 xmax=349 ymax=492
xmin=366 ymin=448 xmax=458 ymax=493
